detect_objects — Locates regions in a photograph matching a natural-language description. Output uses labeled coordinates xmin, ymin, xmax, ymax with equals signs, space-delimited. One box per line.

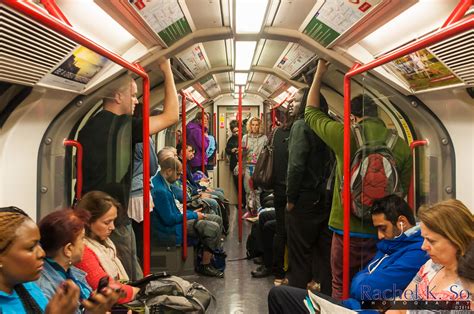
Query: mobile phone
xmin=97 ymin=276 xmax=109 ymax=292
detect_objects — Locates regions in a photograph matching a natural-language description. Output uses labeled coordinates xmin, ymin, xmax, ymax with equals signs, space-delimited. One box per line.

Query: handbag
xmin=251 ymin=127 xmax=278 ymax=189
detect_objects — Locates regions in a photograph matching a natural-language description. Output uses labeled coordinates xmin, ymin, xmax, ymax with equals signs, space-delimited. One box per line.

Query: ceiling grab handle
xmin=3 ymin=0 xmax=153 ymax=275
xmin=342 ymin=9 xmax=473 ymax=299
xmin=63 ymin=140 xmax=83 ymax=201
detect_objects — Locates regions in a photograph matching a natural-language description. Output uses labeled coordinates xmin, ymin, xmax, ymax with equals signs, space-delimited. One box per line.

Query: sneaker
xmin=273 ymin=278 xmax=289 ymax=286
xmin=251 ymin=265 xmax=272 ymax=278
xmin=242 ymin=211 xmax=257 ymax=219
xmin=253 ymin=256 xmax=264 ymax=265
xmin=197 ymin=264 xmax=224 ymax=278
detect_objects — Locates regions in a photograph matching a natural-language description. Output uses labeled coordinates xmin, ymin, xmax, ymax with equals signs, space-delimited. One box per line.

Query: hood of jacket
xmin=187 ymin=121 xmax=207 ymax=132
xmin=376 ymin=225 xmax=423 ymax=254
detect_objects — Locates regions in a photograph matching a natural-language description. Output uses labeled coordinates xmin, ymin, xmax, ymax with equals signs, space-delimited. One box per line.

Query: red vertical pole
xmin=135 ymin=64 xmax=151 ymax=276
xmin=213 ymin=112 xmax=217 ymax=164
xmin=63 ymin=140 xmax=83 ymax=200
xmin=201 ymin=109 xmax=206 ymax=173
xmin=342 ymin=63 xmax=360 ymax=300
xmin=180 ymin=92 xmax=188 ymax=260
xmin=238 ymin=86 xmax=243 ymax=242
xmin=408 ymin=140 xmax=428 ymax=210
xmin=271 ymin=108 xmax=276 ymax=128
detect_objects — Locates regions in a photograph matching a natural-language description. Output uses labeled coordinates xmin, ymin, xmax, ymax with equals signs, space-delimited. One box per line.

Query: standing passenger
xmin=78 ymin=60 xmax=178 ymax=280
xmin=305 ymin=60 xmax=412 ymax=299
xmin=186 ymin=111 xmax=209 ymax=174
xmin=242 ymin=117 xmax=267 ymax=216
xmin=225 ymin=120 xmax=246 ymax=208
xmin=286 ymin=88 xmax=333 ymax=293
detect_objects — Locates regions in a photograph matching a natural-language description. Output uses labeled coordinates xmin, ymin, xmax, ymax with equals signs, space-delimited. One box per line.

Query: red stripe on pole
xmin=180 ymin=92 xmax=188 ymax=260
xmin=63 ymin=140 xmax=83 ymax=200
xmin=238 ymin=86 xmax=243 ymax=242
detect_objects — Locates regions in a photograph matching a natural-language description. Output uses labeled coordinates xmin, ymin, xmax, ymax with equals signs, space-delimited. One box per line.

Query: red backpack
xmin=347 ymin=125 xmax=401 ymax=221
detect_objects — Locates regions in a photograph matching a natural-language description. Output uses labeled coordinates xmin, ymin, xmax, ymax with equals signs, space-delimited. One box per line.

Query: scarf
xmin=84 ymin=237 xmax=129 ymax=281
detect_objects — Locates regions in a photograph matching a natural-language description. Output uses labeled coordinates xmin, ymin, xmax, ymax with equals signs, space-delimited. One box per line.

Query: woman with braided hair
xmin=0 ymin=206 xmax=118 ymax=313
xmin=0 ymin=206 xmax=80 ymax=313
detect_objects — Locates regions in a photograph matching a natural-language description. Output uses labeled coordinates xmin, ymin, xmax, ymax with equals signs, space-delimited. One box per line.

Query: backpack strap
xmin=352 ymin=124 xmax=365 ymax=148
xmin=267 ymin=127 xmax=279 ymax=147
xmin=385 ymin=129 xmax=398 ymax=150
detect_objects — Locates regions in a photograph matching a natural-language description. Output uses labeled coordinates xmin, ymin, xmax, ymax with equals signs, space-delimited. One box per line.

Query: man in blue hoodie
xmin=150 ymin=157 xmax=224 ymax=278
xmin=268 ymin=194 xmax=428 ymax=313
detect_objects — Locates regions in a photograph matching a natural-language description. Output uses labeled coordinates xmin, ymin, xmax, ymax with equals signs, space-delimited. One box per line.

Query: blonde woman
xmin=387 ymin=199 xmax=473 ymax=313
xmin=241 ymin=117 xmax=267 ymax=216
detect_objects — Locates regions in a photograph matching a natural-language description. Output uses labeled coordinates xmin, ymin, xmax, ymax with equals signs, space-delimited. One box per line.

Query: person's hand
xmin=231 ymin=148 xmax=238 ymax=153
xmin=315 ymin=59 xmax=329 ymax=78
xmin=286 ymin=202 xmax=295 ymax=212
xmin=201 ymin=192 xmax=212 ymax=198
xmin=81 ymin=286 xmax=124 ymax=313
xmin=45 ymin=280 xmax=80 ymax=314
xmin=194 ymin=207 xmax=203 ymax=213
xmin=197 ymin=212 xmax=206 ymax=220
xmin=158 ymin=58 xmax=172 ymax=73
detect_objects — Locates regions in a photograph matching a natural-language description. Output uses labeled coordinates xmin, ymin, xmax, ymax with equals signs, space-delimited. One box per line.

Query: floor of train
xmin=184 ymin=205 xmax=273 ymax=313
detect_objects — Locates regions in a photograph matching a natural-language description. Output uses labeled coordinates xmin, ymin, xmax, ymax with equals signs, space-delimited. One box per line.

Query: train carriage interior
xmin=0 ymin=0 xmax=473 ymax=313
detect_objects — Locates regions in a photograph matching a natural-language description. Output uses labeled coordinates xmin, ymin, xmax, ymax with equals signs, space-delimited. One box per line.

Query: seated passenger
xmin=457 ymin=242 xmax=473 ymax=310
xmin=0 ymin=206 xmax=115 ymax=313
xmin=268 ymin=195 xmax=428 ymax=313
xmin=387 ymin=199 xmax=473 ymax=314
xmin=74 ymin=192 xmax=141 ymax=304
xmin=37 ymin=208 xmax=121 ymax=313
xmin=251 ymin=209 xmax=276 ymax=278
xmin=150 ymin=157 xmax=224 ymax=278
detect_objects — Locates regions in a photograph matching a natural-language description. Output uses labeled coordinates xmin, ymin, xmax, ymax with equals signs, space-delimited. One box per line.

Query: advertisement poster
xmin=304 ymin=0 xmax=381 ymax=47
xmin=177 ymin=44 xmax=209 ymax=77
xmin=40 ymin=46 xmax=108 ymax=92
xmin=132 ymin=0 xmax=192 ymax=46
xmin=277 ymin=44 xmax=315 ymax=77
xmin=262 ymin=75 xmax=284 ymax=94
xmin=200 ymin=75 xmax=220 ymax=97
xmin=387 ymin=49 xmax=462 ymax=91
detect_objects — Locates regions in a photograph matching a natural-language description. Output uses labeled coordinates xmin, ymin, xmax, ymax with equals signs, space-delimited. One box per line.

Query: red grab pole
xmin=341 ymin=13 xmax=473 ymax=299
xmin=63 ymin=140 xmax=83 ymax=200
xmin=213 ymin=112 xmax=217 ymax=164
xmin=39 ymin=0 xmax=72 ymax=26
xmin=180 ymin=91 xmax=188 ymax=260
xmin=3 ymin=0 xmax=153 ymax=275
xmin=237 ymin=86 xmax=243 ymax=242
xmin=442 ymin=0 xmax=472 ymax=27
xmin=201 ymin=108 xmax=206 ymax=173
xmin=408 ymin=140 xmax=428 ymax=211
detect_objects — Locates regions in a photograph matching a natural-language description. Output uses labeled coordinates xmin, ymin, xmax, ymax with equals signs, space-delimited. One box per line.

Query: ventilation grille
xmin=0 ymin=5 xmax=77 ymax=86
xmin=429 ymin=28 xmax=474 ymax=85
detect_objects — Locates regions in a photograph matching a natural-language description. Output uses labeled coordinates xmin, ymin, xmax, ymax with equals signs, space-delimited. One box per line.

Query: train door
xmin=217 ymin=105 xmax=259 ymax=205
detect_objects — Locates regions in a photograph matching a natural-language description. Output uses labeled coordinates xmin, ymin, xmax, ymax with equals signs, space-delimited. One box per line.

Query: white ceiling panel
xmin=184 ymin=0 xmax=223 ymax=29
xmin=249 ymin=72 xmax=268 ymax=84
xmin=202 ymin=40 xmax=228 ymax=67
xmin=214 ymin=72 xmax=232 ymax=84
xmin=255 ymin=40 xmax=288 ymax=67
xmin=270 ymin=0 xmax=317 ymax=29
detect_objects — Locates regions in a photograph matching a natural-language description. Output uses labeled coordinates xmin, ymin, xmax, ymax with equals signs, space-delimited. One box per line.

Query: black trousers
xmin=272 ymin=196 xmax=287 ymax=279
xmin=268 ymin=285 xmax=308 ymax=314
xmin=258 ymin=210 xmax=276 ymax=269
xmin=286 ymin=209 xmax=333 ymax=294
xmin=232 ymin=173 xmax=246 ymax=208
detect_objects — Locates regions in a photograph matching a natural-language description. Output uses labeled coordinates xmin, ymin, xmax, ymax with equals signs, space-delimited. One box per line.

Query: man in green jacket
xmin=304 ymin=60 xmax=412 ymax=299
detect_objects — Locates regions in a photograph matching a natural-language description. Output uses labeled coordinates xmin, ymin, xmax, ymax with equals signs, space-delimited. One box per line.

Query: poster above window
xmin=303 ymin=0 xmax=381 ymax=47
xmin=131 ymin=0 xmax=192 ymax=46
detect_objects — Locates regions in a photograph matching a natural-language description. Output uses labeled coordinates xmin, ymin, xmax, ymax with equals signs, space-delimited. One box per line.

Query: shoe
xmin=253 ymin=256 xmax=264 ymax=265
xmin=273 ymin=278 xmax=289 ymax=286
xmin=307 ymin=280 xmax=321 ymax=292
xmin=197 ymin=264 xmax=224 ymax=278
xmin=251 ymin=265 xmax=272 ymax=278
xmin=242 ymin=211 xmax=257 ymax=219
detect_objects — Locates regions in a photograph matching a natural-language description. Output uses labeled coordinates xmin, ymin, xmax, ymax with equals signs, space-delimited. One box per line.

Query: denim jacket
xmin=37 ymin=258 xmax=92 ymax=314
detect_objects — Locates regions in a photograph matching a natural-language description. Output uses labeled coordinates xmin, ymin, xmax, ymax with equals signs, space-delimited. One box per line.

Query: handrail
xmin=182 ymin=91 xmax=206 ymax=173
xmin=179 ymin=91 xmax=188 ymax=260
xmin=3 ymin=0 xmax=153 ymax=275
xmin=341 ymin=12 xmax=473 ymax=299
xmin=408 ymin=140 xmax=428 ymax=211
xmin=237 ymin=86 xmax=243 ymax=242
xmin=442 ymin=0 xmax=472 ymax=27
xmin=213 ymin=113 xmax=217 ymax=165
xmin=271 ymin=95 xmax=292 ymax=127
xmin=39 ymin=0 xmax=71 ymax=26
xmin=63 ymin=140 xmax=83 ymax=200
